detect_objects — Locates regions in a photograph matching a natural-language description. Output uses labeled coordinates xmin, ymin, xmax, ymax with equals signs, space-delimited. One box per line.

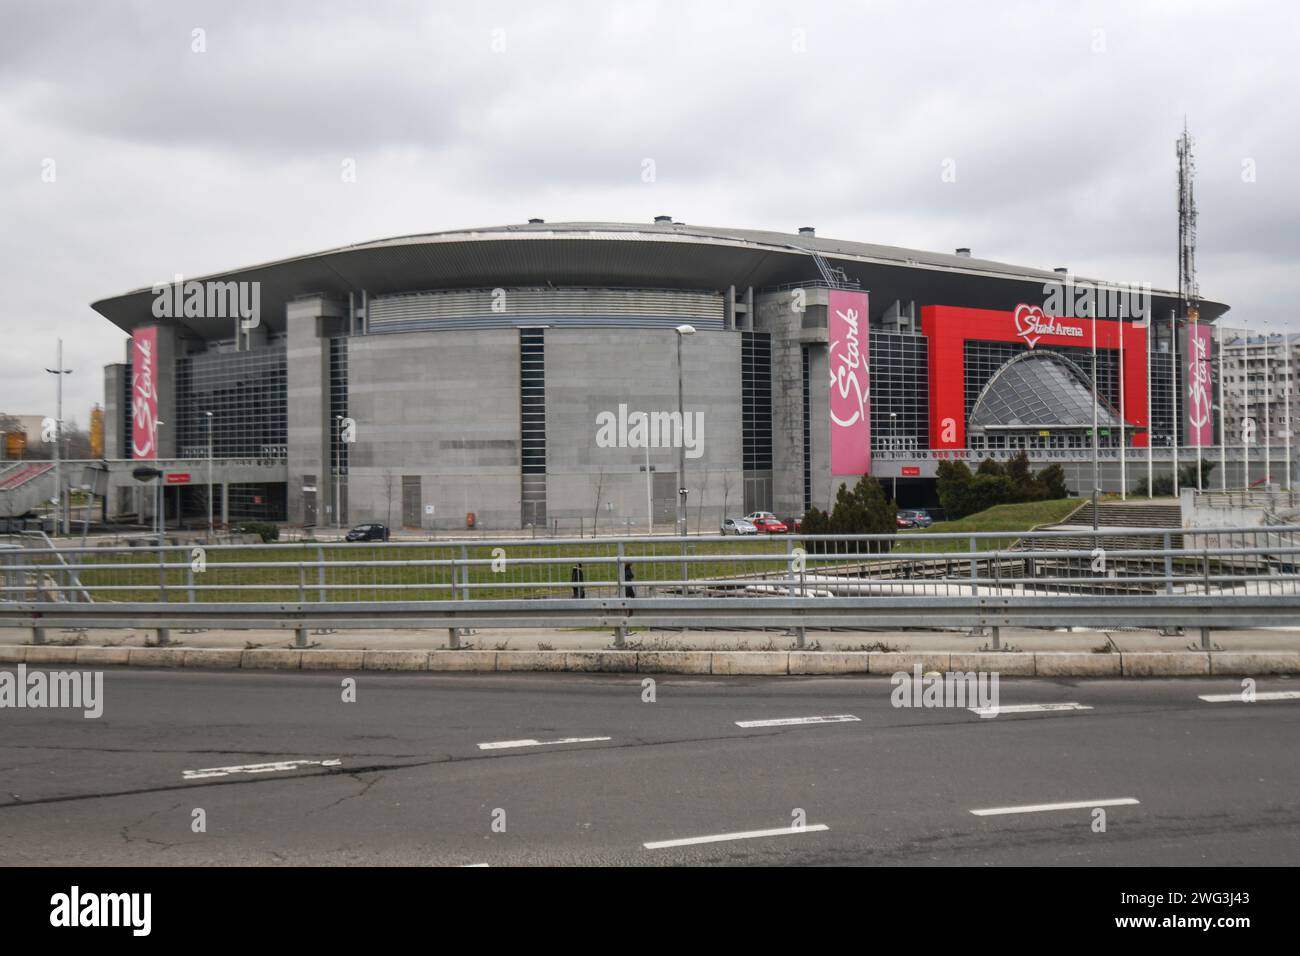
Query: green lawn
xmin=897 ymin=498 xmax=1085 ymax=553
xmin=53 ymin=498 xmax=1085 ymax=600
xmin=67 ymin=537 xmax=794 ymax=603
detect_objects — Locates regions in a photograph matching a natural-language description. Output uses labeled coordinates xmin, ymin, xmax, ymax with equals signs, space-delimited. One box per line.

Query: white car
xmin=720 ymin=517 xmax=759 ymax=535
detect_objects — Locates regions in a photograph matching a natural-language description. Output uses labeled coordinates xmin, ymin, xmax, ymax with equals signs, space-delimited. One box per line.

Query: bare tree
xmin=695 ymin=468 xmax=710 ymax=534
xmin=721 ymin=468 xmax=733 ymax=523
xmin=382 ymin=470 xmax=396 ymax=529
xmin=591 ymin=468 xmax=606 ymax=538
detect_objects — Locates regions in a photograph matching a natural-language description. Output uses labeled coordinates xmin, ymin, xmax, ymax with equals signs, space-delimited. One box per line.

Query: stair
xmin=0 ymin=462 xmax=53 ymax=491
xmin=1072 ymin=501 xmax=1183 ymax=529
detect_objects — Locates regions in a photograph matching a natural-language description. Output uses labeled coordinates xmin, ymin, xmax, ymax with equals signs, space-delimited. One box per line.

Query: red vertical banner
xmin=828 ymin=290 xmax=870 ymax=475
xmin=131 ymin=326 xmax=158 ymax=460
xmin=1183 ymin=322 xmax=1213 ymax=447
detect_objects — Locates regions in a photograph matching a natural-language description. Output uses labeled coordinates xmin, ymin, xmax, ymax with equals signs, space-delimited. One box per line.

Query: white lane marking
xmin=1199 ymin=691 xmax=1300 ymax=703
xmin=183 ymin=759 xmax=342 ymax=780
xmin=477 ymin=736 xmax=611 ymax=751
xmin=644 ymin=823 xmax=829 ymax=850
xmin=734 ymin=714 xmax=860 ymax=728
xmin=971 ymin=797 xmax=1139 ymax=817
xmin=460 ymin=863 xmax=490 ymax=867
xmin=968 ymin=702 xmax=1093 ymax=717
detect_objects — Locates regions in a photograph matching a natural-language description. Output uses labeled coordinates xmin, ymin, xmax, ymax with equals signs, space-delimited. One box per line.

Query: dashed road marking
xmin=477 ymin=736 xmax=612 ymax=751
xmin=734 ymin=714 xmax=860 ymax=728
xmin=182 ymin=759 xmax=342 ymax=780
xmin=968 ymin=702 xmax=1093 ymax=717
xmin=971 ymin=797 xmax=1139 ymax=817
xmin=644 ymin=823 xmax=829 ymax=850
xmin=1198 ymin=691 xmax=1300 ymax=703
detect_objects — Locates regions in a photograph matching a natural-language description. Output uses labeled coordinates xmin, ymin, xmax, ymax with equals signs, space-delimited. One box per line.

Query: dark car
xmin=345 ymin=523 xmax=390 ymax=542
xmin=899 ymin=509 xmax=933 ymax=528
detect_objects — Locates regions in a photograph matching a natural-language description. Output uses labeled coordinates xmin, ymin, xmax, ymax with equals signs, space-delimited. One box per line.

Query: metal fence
xmin=3 ymin=526 xmax=1298 ymax=650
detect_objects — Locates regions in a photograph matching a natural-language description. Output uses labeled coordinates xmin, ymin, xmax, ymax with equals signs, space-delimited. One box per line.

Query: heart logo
xmin=1013 ymin=303 xmax=1046 ymax=349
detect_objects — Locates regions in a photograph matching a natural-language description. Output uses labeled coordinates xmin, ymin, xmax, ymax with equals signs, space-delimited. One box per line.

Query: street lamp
xmin=674 ymin=325 xmax=696 ymax=536
xmin=890 ymin=411 xmax=898 ymax=503
xmin=45 ymin=339 xmax=73 ymax=535
xmin=205 ymin=411 xmax=214 ymax=537
xmin=334 ymin=414 xmax=343 ymax=531
xmin=154 ymin=420 xmax=165 ymax=540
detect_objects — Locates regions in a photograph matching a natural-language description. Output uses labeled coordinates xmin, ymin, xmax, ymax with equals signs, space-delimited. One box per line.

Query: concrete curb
xmin=0 ymin=646 xmax=1296 ymax=677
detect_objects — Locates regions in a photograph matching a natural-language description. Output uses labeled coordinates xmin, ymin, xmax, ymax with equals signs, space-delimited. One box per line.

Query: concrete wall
xmin=343 ymin=328 xmax=521 ymax=531
xmin=544 ymin=327 xmax=743 ymax=533
xmin=757 ymin=289 xmax=839 ymax=515
xmin=103 ymin=363 xmax=126 ymax=460
xmin=285 ymin=297 xmax=343 ymax=526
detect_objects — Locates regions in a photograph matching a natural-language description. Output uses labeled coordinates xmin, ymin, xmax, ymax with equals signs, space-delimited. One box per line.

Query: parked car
xmin=345 ymin=523 xmax=390 ymax=542
xmin=720 ymin=517 xmax=759 ymax=535
xmin=899 ymin=509 xmax=933 ymax=527
xmin=780 ymin=515 xmax=804 ymax=533
xmin=745 ymin=512 xmax=789 ymax=534
xmin=896 ymin=514 xmax=916 ymax=529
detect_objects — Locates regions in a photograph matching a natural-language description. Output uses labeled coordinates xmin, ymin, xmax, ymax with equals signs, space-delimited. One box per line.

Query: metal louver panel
xmin=369 ymin=287 xmax=725 ymax=333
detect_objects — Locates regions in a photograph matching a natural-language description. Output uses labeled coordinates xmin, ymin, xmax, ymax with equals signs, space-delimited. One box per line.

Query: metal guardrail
xmin=872 ymin=445 xmax=1296 ymax=464
xmin=2 ymin=527 xmax=1298 ymax=651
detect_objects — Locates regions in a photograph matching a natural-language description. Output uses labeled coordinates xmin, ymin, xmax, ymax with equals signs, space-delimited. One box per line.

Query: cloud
xmin=1 ymin=0 xmax=1297 ymax=418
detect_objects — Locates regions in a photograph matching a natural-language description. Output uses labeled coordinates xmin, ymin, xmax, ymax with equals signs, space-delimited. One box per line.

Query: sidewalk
xmin=3 ymin=624 xmax=1297 ymax=653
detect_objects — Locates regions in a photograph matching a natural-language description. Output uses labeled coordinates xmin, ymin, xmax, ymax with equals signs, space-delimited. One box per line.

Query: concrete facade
xmin=545 ymin=327 xmax=744 ymax=533
xmin=343 ymin=327 xmax=521 ymax=531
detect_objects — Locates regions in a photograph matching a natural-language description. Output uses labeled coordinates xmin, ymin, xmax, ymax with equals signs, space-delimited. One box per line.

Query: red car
xmin=745 ymin=512 xmax=789 ymax=534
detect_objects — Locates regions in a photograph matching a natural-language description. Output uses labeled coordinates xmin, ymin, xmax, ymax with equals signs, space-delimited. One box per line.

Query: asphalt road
xmin=1 ymin=667 xmax=1297 ymax=865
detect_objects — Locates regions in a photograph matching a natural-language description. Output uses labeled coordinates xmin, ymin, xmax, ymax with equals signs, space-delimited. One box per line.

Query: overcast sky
xmin=2 ymin=0 xmax=1296 ymax=421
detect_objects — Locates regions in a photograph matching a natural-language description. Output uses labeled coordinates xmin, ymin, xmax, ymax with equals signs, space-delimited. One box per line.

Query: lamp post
xmin=889 ymin=411 xmax=898 ymax=502
xmin=1091 ymin=309 xmax=1099 ymax=531
xmin=205 ymin=411 xmax=214 ymax=536
xmin=334 ymin=414 xmax=343 ymax=531
xmin=154 ymin=420 xmax=165 ymax=541
xmin=45 ymin=339 xmax=73 ymax=535
xmin=674 ymin=325 xmax=696 ymax=536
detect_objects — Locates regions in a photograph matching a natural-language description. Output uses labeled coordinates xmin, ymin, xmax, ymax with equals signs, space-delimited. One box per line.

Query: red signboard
xmin=921 ymin=305 xmax=1150 ymax=451
xmin=901 ymin=466 xmax=921 ymax=477
xmin=165 ymin=473 xmax=191 ymax=485
xmin=828 ymin=289 xmax=871 ymax=476
xmin=1183 ymin=322 xmax=1213 ymax=447
xmin=130 ymin=327 xmax=159 ymax=460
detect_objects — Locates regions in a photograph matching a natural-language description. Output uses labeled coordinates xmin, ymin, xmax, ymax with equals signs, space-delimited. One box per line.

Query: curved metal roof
xmin=969 ymin=350 xmax=1128 ymax=431
xmin=90 ymin=220 xmax=1227 ymax=340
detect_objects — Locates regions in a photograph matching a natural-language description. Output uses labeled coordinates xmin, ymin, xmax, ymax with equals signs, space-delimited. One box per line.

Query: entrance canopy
xmin=969 ymin=350 xmax=1126 ymax=432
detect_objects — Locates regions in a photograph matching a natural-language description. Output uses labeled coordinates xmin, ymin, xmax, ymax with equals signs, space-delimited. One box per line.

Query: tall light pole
xmin=1119 ymin=316 xmax=1127 ymax=500
xmin=45 ymin=339 xmax=73 ymax=535
xmin=1263 ymin=325 xmax=1272 ymax=490
xmin=338 ymin=413 xmax=348 ymax=530
xmin=205 ymin=410 xmax=214 ymax=536
xmin=889 ymin=411 xmax=898 ymax=502
xmin=1091 ymin=309 xmax=1099 ymax=530
xmin=674 ymin=325 xmax=695 ymax=536
xmin=1279 ymin=332 xmax=1289 ymax=489
xmin=154 ymin=420 xmax=165 ymax=541
xmin=1170 ymin=310 xmax=1180 ymax=497
xmin=1242 ymin=321 xmax=1250 ymax=492
xmin=1145 ymin=313 xmax=1153 ymax=497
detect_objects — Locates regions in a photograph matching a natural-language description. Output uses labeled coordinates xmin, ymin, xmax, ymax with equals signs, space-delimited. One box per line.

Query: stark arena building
xmin=92 ymin=220 xmax=1229 ymax=531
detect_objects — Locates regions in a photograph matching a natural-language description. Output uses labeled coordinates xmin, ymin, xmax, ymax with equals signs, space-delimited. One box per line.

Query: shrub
xmin=805 ymin=475 xmax=896 ymax=554
xmin=235 ymin=521 xmax=279 ymax=543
